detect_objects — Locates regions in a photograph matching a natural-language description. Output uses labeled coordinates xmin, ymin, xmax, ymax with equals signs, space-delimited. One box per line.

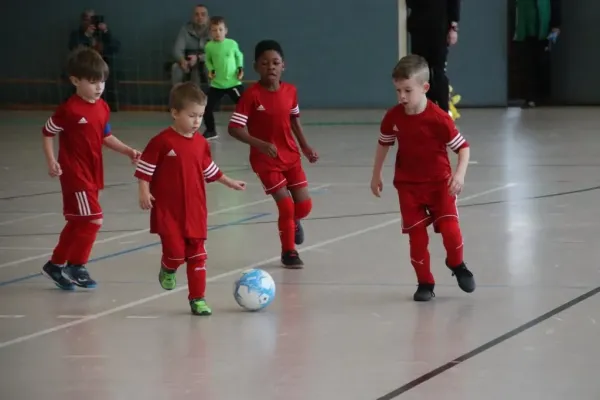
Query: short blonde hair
xmin=392 ymin=54 xmax=430 ymax=84
xmin=169 ymin=82 xmax=207 ymax=110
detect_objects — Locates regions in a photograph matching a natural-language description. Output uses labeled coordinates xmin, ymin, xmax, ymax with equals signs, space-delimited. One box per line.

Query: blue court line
xmin=0 ymin=212 xmax=270 ymax=288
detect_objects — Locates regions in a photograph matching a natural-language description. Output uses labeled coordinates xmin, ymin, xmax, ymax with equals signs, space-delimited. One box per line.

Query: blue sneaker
xmin=41 ymin=261 xmax=75 ymax=291
xmin=62 ymin=264 xmax=97 ymax=288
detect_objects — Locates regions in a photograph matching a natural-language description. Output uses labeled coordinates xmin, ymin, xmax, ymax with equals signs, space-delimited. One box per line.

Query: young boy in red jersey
xmin=370 ymin=54 xmax=475 ymax=302
xmin=135 ymin=82 xmax=246 ymax=316
xmin=41 ymin=47 xmax=140 ymax=290
xmin=228 ymin=40 xmax=318 ymax=269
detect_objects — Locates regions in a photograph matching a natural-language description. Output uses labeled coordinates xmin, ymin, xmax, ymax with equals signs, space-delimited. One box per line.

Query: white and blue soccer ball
xmin=233 ymin=268 xmax=276 ymax=311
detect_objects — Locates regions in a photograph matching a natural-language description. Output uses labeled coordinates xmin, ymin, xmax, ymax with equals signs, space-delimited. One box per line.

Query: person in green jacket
xmin=513 ymin=0 xmax=561 ymax=108
xmin=202 ymin=16 xmax=245 ymax=140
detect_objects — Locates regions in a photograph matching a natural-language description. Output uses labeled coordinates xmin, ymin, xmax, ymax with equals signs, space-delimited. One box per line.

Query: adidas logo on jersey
xmin=78 ymin=117 xmax=88 ymax=124
xmin=393 ymin=125 xmax=399 ymax=131
xmin=257 ymin=105 xmax=265 ymax=111
xmin=167 ymin=149 xmax=177 ymax=156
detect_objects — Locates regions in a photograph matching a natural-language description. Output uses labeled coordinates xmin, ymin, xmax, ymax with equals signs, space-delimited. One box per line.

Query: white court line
xmin=0 ymin=184 xmax=331 ymax=270
xmin=0 ymin=183 xmax=513 ymax=350
xmin=0 ymin=247 xmax=54 ymax=251
xmin=0 ymin=315 xmax=25 ymax=319
xmin=0 ymin=213 xmax=54 ymax=226
xmin=56 ymin=315 xmax=88 ymax=319
xmin=125 ymin=315 xmax=160 ymax=319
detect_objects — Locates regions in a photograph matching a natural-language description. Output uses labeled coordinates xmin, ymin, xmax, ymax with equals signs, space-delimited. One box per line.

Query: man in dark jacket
xmin=406 ymin=0 xmax=460 ymax=113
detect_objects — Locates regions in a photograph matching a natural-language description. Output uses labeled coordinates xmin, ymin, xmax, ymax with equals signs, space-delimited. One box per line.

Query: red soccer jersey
xmin=134 ymin=128 xmax=223 ymax=239
xmin=42 ymin=95 xmax=112 ymax=193
xmin=228 ymin=82 xmax=301 ymax=172
xmin=378 ymin=100 xmax=469 ymax=184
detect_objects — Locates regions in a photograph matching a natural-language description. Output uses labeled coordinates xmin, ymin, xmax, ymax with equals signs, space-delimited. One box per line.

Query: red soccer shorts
xmin=159 ymin=233 xmax=207 ymax=270
xmin=395 ymin=181 xmax=459 ymax=234
xmin=255 ymin=163 xmax=308 ymax=195
xmin=62 ymin=190 xmax=103 ymax=221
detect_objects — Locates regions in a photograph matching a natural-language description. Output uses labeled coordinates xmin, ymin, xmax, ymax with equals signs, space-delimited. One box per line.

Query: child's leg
xmin=255 ymin=169 xmax=304 ymax=268
xmin=42 ymin=220 xmax=78 ymax=290
xmin=397 ymin=184 xmax=436 ymax=301
xmin=158 ymin=233 xmax=186 ymax=290
xmin=226 ymin=85 xmax=244 ymax=104
xmin=203 ymin=87 xmax=226 ymax=137
xmin=430 ymin=184 xmax=475 ymax=293
xmin=185 ymin=239 xmax=211 ymax=316
xmin=50 ymin=191 xmax=103 ymax=288
xmin=286 ymin=163 xmax=311 ymax=245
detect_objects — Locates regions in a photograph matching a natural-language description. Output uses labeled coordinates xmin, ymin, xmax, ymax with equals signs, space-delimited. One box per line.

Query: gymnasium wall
xmin=0 ymin=0 xmax=598 ymax=108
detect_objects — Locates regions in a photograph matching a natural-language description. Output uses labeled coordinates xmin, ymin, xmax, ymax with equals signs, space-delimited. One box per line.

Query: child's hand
xmin=48 ymin=161 xmax=62 ymax=177
xmin=139 ymin=191 xmax=155 ymax=210
xmin=301 ymin=145 xmax=319 ymax=163
xmin=208 ymin=71 xmax=216 ymax=80
xmin=229 ymin=180 xmax=246 ymax=191
xmin=237 ymin=69 xmax=244 ymax=80
xmin=258 ymin=142 xmax=278 ymax=158
xmin=130 ymin=149 xmax=141 ymax=164
xmin=370 ymin=175 xmax=383 ymax=197
xmin=448 ymin=173 xmax=465 ymax=195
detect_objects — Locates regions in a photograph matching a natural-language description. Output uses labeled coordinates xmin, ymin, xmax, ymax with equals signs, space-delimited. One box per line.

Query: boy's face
xmin=70 ymin=77 xmax=105 ymax=102
xmin=210 ymin=23 xmax=227 ymax=41
xmin=393 ymin=76 xmax=429 ymax=111
xmin=255 ymin=50 xmax=284 ymax=85
xmin=171 ymin=102 xmax=205 ymax=134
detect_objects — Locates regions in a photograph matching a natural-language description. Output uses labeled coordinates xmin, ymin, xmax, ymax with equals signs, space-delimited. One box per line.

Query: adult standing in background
xmin=406 ymin=0 xmax=460 ymax=113
xmin=171 ymin=4 xmax=212 ymax=89
xmin=513 ymin=0 xmax=561 ymax=108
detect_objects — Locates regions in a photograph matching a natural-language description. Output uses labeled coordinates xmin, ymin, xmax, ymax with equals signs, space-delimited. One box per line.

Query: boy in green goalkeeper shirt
xmin=203 ymin=16 xmax=244 ymax=140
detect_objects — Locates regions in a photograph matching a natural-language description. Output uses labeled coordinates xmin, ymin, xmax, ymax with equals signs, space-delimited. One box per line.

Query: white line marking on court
xmin=0 ymin=183 xmax=511 ymax=350
xmin=0 ymin=184 xmax=331 ymax=270
xmin=56 ymin=315 xmax=89 ymax=319
xmin=0 ymin=315 xmax=25 ymax=319
xmin=125 ymin=315 xmax=160 ymax=319
xmin=0 ymin=213 xmax=54 ymax=226
xmin=62 ymin=355 xmax=108 ymax=359
xmin=0 ymin=247 xmax=54 ymax=251
xmin=469 ymin=161 xmax=478 ymax=164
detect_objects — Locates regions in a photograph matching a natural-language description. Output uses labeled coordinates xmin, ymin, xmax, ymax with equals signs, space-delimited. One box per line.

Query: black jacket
xmin=407 ymin=0 xmax=460 ymax=33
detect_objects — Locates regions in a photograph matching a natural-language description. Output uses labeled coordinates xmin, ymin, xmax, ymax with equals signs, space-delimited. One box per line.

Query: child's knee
xmin=408 ymin=227 xmax=429 ymax=251
xmin=294 ymin=198 xmax=312 ymax=220
xmin=275 ymin=196 xmax=295 ymax=219
xmin=437 ymin=218 xmax=462 ymax=241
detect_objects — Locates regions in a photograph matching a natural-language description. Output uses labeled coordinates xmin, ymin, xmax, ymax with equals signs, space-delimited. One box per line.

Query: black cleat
xmin=281 ymin=250 xmax=304 ymax=269
xmin=41 ymin=261 xmax=75 ymax=291
xmin=294 ymin=219 xmax=304 ymax=245
xmin=447 ymin=261 xmax=475 ymax=293
xmin=413 ymin=283 xmax=435 ymax=302
xmin=62 ymin=264 xmax=97 ymax=289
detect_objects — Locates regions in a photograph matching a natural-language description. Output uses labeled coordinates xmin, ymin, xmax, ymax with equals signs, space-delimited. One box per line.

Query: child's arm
xmin=103 ymin=135 xmax=140 ymax=162
xmin=444 ymin=117 xmax=470 ymax=195
xmin=234 ymin=41 xmax=244 ymax=78
xmin=42 ymin=136 xmax=62 ymax=177
xmin=202 ymin=145 xmax=246 ymax=190
xmin=133 ymin=136 xmax=162 ymax=210
xmin=137 ymin=180 xmax=154 ymax=210
xmin=370 ymin=144 xmax=391 ymax=198
xmin=216 ymin=174 xmax=246 ymax=190
xmin=371 ymin=110 xmax=397 ymax=197
xmin=205 ymin=42 xmax=215 ymax=78
xmin=290 ymin=118 xmax=318 ymax=163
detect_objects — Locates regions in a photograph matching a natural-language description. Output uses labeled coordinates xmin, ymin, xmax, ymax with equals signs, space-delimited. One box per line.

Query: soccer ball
xmin=233 ymin=269 xmax=276 ymax=311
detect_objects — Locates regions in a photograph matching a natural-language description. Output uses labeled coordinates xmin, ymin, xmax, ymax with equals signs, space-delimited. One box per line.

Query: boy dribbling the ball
xmin=135 ymin=82 xmax=246 ymax=316
xmin=371 ymin=54 xmax=475 ymax=301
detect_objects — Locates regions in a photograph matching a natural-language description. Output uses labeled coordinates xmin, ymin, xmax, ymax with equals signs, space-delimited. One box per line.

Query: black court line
xmin=374 ymin=284 xmax=600 ymax=399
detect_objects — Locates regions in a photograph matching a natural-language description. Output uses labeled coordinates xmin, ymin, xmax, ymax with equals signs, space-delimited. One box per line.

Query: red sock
xmin=187 ymin=259 xmax=207 ymax=300
xmin=437 ymin=218 xmax=464 ymax=267
xmin=50 ymin=221 xmax=77 ymax=265
xmin=67 ymin=221 xmax=101 ymax=265
xmin=408 ymin=227 xmax=434 ymax=284
xmin=294 ymin=198 xmax=312 ymax=220
xmin=276 ymin=196 xmax=295 ymax=252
